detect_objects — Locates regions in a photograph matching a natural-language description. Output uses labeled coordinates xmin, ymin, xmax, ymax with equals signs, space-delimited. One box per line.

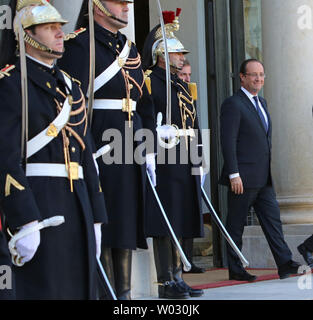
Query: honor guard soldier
xmin=58 ymin=0 xmax=156 ymax=300
xmin=142 ymin=9 xmax=204 ymax=299
xmin=0 ymin=0 xmax=107 ymax=299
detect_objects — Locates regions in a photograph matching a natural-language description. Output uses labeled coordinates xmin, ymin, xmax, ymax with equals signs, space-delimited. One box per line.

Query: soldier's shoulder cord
xmin=144 ymin=69 xmax=152 ymax=94
xmin=188 ymin=82 xmax=198 ymax=101
xmin=64 ymin=27 xmax=87 ymax=41
xmin=60 ymin=70 xmax=82 ymax=87
xmin=0 ymin=64 xmax=16 ymax=80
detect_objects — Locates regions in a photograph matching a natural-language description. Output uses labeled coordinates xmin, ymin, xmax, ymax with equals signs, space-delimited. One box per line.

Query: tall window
xmin=243 ymin=0 xmax=262 ymax=60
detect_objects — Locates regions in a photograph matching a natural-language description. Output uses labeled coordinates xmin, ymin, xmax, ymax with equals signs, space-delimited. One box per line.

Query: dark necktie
xmin=253 ymin=96 xmax=268 ymax=132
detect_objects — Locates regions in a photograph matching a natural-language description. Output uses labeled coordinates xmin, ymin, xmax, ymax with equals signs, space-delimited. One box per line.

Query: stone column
xmin=262 ymin=0 xmax=313 ymax=224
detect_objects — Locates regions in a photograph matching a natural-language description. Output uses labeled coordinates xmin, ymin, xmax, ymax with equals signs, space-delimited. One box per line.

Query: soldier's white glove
xmin=94 ymin=223 xmax=102 ymax=259
xmin=156 ymin=112 xmax=177 ymax=140
xmin=146 ymin=153 xmax=156 ymax=187
xmin=156 ymin=124 xmax=178 ymax=140
xmin=15 ymin=221 xmax=40 ymax=265
xmin=156 ymin=112 xmax=179 ymax=149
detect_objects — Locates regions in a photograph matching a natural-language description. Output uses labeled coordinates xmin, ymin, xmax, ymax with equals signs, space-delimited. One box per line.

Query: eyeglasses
xmin=245 ymin=73 xmax=266 ymax=79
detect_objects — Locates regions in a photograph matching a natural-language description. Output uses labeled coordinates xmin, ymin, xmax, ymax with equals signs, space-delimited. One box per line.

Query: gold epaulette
xmin=144 ymin=70 xmax=152 ymax=95
xmin=188 ymin=82 xmax=198 ymax=101
xmin=0 ymin=65 xmax=15 ymax=80
xmin=60 ymin=70 xmax=81 ymax=87
xmin=64 ymin=27 xmax=86 ymax=41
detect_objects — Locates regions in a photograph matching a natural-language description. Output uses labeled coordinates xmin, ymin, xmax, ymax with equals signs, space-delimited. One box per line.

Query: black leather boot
xmin=172 ymin=238 xmax=184 ymax=282
xmin=182 ymin=239 xmax=205 ymax=273
xmin=112 ymin=248 xmax=132 ymax=300
xmin=158 ymin=281 xmax=189 ymax=299
xmin=99 ymin=247 xmax=116 ymax=300
xmin=153 ymin=237 xmax=189 ymax=299
xmin=172 ymin=242 xmax=204 ymax=297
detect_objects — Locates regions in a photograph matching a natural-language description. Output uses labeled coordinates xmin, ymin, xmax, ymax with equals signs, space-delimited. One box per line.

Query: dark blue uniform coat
xmin=145 ymin=66 xmax=203 ymax=238
xmin=59 ymin=23 xmax=156 ymax=250
xmin=0 ymin=57 xmax=107 ymax=299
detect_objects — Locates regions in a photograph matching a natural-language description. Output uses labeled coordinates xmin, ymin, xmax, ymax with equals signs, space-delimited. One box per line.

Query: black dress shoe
xmin=298 ymin=244 xmax=313 ymax=267
xmin=176 ymin=280 xmax=204 ymax=297
xmin=229 ymin=270 xmax=257 ymax=282
xmin=278 ymin=260 xmax=301 ymax=279
xmin=158 ymin=281 xmax=189 ymax=299
xmin=183 ymin=263 xmax=206 ymax=274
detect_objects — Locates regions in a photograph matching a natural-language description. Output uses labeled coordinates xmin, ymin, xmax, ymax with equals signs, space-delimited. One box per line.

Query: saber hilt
xmin=156 ymin=0 xmax=171 ymax=125
xmin=8 ymin=216 xmax=65 ymax=267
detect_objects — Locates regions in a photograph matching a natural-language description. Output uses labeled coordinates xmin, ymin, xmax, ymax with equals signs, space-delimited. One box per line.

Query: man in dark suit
xmin=219 ymin=58 xmax=301 ymax=281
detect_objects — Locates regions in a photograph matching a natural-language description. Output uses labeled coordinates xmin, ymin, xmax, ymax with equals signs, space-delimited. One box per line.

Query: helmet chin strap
xmin=24 ymin=32 xmax=64 ymax=57
xmin=109 ymin=14 xmax=128 ymax=25
xmin=160 ymin=55 xmax=181 ymax=72
xmin=94 ymin=0 xmax=128 ymax=26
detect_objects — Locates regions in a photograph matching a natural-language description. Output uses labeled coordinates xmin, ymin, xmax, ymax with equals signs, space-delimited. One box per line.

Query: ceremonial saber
xmin=201 ymin=186 xmax=249 ymax=267
xmin=156 ymin=0 xmax=171 ymax=125
xmin=87 ymin=0 xmax=96 ymax=125
xmin=146 ymin=172 xmax=191 ymax=272
xmin=96 ymin=257 xmax=117 ymax=300
xmin=17 ymin=18 xmax=28 ymax=164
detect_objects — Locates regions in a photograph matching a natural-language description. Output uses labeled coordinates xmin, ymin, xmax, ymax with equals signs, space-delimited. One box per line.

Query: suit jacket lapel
xmin=238 ymin=89 xmax=269 ymax=135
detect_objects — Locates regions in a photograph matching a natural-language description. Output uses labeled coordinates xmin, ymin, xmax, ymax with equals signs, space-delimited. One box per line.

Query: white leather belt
xmin=92 ymin=40 xmax=132 ymax=94
xmin=93 ymin=99 xmax=137 ymax=111
xmin=26 ymin=163 xmax=84 ymax=179
xmin=26 ymin=73 xmax=73 ymax=159
xmin=177 ymin=129 xmax=195 ymax=137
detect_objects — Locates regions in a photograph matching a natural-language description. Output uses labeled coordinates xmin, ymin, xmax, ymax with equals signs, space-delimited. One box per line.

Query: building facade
xmin=1 ymin=0 xmax=313 ymax=298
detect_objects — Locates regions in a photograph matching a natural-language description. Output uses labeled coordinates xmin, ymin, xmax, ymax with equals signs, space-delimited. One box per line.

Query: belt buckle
xmin=122 ymin=98 xmax=133 ymax=113
xmin=69 ymin=162 xmax=79 ymax=180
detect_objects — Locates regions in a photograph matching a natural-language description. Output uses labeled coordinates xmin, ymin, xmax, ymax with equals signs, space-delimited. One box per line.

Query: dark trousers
xmin=100 ymin=247 xmax=132 ymax=300
xmin=226 ymin=185 xmax=292 ymax=274
xmin=182 ymin=238 xmax=194 ymax=263
xmin=303 ymin=235 xmax=313 ymax=251
xmin=153 ymin=237 xmax=182 ymax=283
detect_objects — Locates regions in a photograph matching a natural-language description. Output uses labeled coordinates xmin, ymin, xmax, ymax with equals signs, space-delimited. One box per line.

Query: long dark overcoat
xmin=145 ymin=66 xmax=203 ymax=238
xmin=0 ymin=58 xmax=107 ymax=299
xmin=59 ymin=23 xmax=156 ymax=250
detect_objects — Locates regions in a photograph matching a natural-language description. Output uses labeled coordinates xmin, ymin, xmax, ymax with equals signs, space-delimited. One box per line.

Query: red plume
xmin=162 ymin=11 xmax=175 ymax=24
xmin=176 ymin=8 xmax=182 ymax=17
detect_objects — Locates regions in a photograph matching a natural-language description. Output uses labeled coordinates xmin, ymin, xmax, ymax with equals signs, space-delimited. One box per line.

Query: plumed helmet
xmin=142 ymin=8 xmax=189 ymax=70
xmin=13 ymin=0 xmax=67 ymax=55
xmin=14 ymin=0 xmax=67 ymax=34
